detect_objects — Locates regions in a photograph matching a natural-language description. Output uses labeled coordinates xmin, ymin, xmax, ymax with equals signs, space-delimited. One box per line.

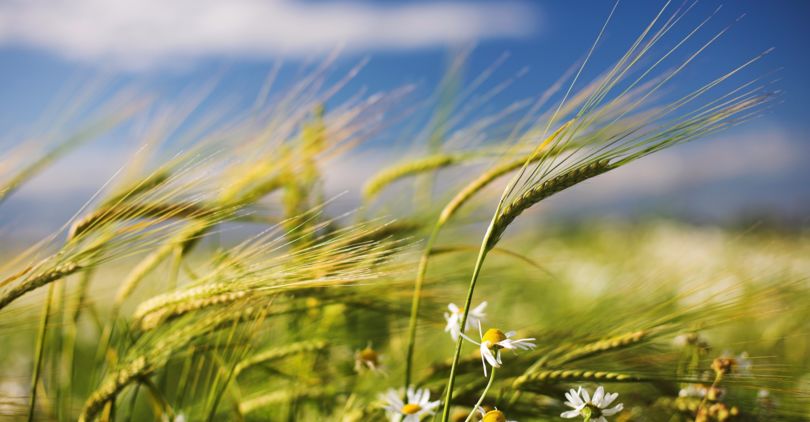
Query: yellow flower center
xmin=401 ymin=403 xmax=422 ymax=415
xmin=358 ymin=347 xmax=378 ymax=365
xmin=482 ymin=410 xmax=506 ymax=422
xmin=482 ymin=329 xmax=507 ymax=348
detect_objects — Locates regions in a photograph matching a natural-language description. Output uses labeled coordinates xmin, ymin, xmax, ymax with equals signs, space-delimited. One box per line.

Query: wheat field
xmin=1 ymin=3 xmax=808 ymax=422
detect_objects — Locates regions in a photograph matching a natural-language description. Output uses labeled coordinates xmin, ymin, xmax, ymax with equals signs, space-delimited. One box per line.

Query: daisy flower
xmin=444 ymin=301 xmax=487 ymax=341
xmin=355 ymin=342 xmax=385 ymax=374
xmin=381 ymin=386 xmax=440 ymax=422
xmin=461 ymin=322 xmax=536 ymax=377
xmin=475 ymin=406 xmax=518 ymax=422
xmin=561 ymin=386 xmax=623 ymax=421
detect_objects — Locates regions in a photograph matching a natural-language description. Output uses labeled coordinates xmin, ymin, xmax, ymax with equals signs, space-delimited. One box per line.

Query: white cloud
xmin=0 ymin=0 xmax=538 ymax=68
xmin=559 ymin=127 xmax=799 ymax=202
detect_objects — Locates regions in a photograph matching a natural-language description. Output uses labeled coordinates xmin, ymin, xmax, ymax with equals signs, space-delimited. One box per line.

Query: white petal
xmin=448 ymin=303 xmax=459 ymax=312
xmin=460 ymin=332 xmax=480 ymax=345
xmin=602 ymin=392 xmax=618 ymax=407
xmin=564 ymin=391 xmax=576 ymax=404
xmin=566 ymin=388 xmax=584 ymax=407
xmin=383 ymin=390 xmax=404 ymax=409
xmin=420 ymin=401 xmax=440 ymax=415
xmin=482 ymin=345 xmax=500 ymax=368
xmin=560 ymin=410 xmax=581 ymax=418
xmin=592 ymin=386 xmax=605 ymax=406
xmin=419 ymin=388 xmax=430 ymax=404
xmin=602 ymin=403 xmax=624 ymax=416
xmin=406 ymin=386 xmax=416 ymax=403
xmin=595 ymin=417 xmax=607 ymax=422
xmin=498 ymin=338 xmax=532 ymax=350
xmin=504 ymin=330 xmax=517 ymax=338
xmin=581 ymin=387 xmax=590 ymax=403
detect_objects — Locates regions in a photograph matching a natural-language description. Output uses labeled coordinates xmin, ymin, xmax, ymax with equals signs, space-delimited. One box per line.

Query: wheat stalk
xmin=487 ymin=159 xmax=613 ymax=249
xmin=513 ymin=369 xmax=644 ymax=392
xmin=68 ymin=201 xmax=209 ymax=241
xmin=81 ymin=304 xmax=268 ymax=421
xmin=363 ymin=152 xmax=482 ymax=201
xmin=234 ymin=340 xmax=328 ymax=376
xmin=546 ymin=330 xmax=648 ymax=367
xmin=0 ymin=262 xmax=81 ymax=311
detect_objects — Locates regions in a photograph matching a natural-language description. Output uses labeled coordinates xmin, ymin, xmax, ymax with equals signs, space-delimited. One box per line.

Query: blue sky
xmin=1 ymin=0 xmax=808 ymax=235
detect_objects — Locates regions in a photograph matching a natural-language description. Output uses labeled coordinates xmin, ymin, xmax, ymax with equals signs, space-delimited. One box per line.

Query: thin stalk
xmin=63 ymin=268 xmax=95 ymax=391
xmin=168 ymin=245 xmax=183 ymax=291
xmin=464 ymin=367 xmax=496 ymax=422
xmin=51 ymin=280 xmax=65 ymax=420
xmin=125 ymin=384 xmax=141 ymax=422
xmin=439 ymin=217 xmax=497 ymax=422
xmin=695 ymin=373 xmax=722 ymax=417
xmin=403 ymin=122 xmax=573 ymax=389
xmin=28 ymin=283 xmax=56 ymax=422
xmin=437 ymin=124 xmax=544 ymax=420
xmin=403 ymin=227 xmax=440 ymax=388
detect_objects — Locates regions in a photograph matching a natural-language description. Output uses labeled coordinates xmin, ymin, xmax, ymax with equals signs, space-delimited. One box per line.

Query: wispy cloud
xmin=0 ymin=0 xmax=539 ymax=69
xmin=557 ymin=127 xmax=800 ymax=201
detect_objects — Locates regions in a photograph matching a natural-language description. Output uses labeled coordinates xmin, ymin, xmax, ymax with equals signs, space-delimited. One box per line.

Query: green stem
xmin=62 ymin=268 xmax=95 ymax=417
xmin=464 ymin=367 xmax=496 ymax=422
xmin=125 ymin=384 xmax=141 ymax=422
xmin=439 ymin=218 xmax=497 ymax=422
xmin=404 ymin=225 xmax=441 ymax=388
xmin=695 ymin=373 xmax=722 ymax=417
xmin=28 ymin=283 xmax=56 ymax=422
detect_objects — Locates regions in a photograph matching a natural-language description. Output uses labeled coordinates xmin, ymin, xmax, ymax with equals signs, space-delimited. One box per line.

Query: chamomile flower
xmin=461 ymin=322 xmax=536 ymax=377
xmin=355 ymin=342 xmax=385 ymax=374
xmin=381 ymin=386 xmax=440 ymax=422
xmin=561 ymin=386 xmax=624 ymax=421
xmin=444 ymin=301 xmax=487 ymax=341
xmin=476 ymin=406 xmax=518 ymax=422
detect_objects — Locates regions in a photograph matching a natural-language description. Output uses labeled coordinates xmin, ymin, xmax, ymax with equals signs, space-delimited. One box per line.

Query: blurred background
xmin=1 ymin=0 xmax=808 ymax=239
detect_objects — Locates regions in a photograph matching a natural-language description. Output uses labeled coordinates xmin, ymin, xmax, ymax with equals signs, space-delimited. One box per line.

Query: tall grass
xmin=1 ymin=3 xmax=806 ymax=422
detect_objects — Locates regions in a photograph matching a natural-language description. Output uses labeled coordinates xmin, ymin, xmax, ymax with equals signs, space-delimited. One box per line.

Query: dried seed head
xmin=707 ymin=386 xmax=725 ymax=402
xmin=711 ymin=357 xmax=735 ymax=377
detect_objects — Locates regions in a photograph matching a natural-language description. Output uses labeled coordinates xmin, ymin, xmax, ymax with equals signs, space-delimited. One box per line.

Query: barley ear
xmin=487 ymin=159 xmax=613 ymax=249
